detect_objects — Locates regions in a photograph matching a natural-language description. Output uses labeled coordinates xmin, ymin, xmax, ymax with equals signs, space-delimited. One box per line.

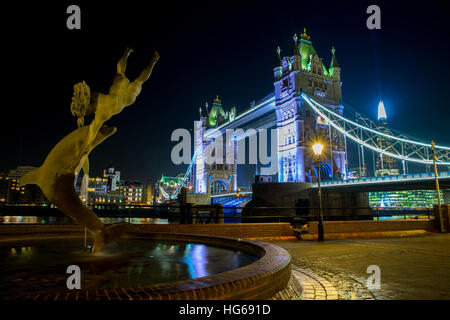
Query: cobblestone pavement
xmin=269 ymin=233 xmax=450 ymax=300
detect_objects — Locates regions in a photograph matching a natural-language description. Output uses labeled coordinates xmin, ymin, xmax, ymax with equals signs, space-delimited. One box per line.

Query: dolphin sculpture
xmin=19 ymin=48 xmax=159 ymax=253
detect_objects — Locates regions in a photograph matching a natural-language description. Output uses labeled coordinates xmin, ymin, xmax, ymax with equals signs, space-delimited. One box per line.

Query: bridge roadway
xmin=312 ymin=171 xmax=450 ymax=192
xmin=205 ymin=93 xmax=276 ymax=140
xmin=209 ymin=172 xmax=450 ymax=200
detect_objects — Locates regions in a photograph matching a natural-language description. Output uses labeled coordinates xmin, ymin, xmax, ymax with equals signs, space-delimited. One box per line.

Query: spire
xmin=330 ymin=46 xmax=340 ymax=69
xmin=275 ymin=46 xmax=282 ymax=67
xmin=377 ymin=100 xmax=387 ymax=121
xmin=298 ymin=28 xmax=316 ymax=70
xmin=201 ymin=102 xmax=209 ymax=117
xmin=209 ymin=96 xmax=228 ymax=127
xmin=300 ymin=28 xmax=310 ymax=41
xmin=292 ymin=34 xmax=299 ymax=56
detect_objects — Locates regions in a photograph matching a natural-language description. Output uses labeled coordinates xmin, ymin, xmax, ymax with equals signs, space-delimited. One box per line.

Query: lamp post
xmin=431 ymin=141 xmax=445 ymax=232
xmin=312 ymin=142 xmax=325 ymax=241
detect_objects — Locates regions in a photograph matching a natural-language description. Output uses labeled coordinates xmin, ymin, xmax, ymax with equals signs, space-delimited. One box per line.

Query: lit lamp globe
xmin=312 ymin=142 xmax=324 ymax=156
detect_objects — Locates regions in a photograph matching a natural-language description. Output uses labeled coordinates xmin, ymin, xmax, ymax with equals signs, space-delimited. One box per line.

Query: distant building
xmin=103 ymin=164 xmax=121 ymax=192
xmin=74 ymin=164 xmax=147 ymax=205
xmin=348 ymin=166 xmax=367 ymax=179
xmin=0 ymin=173 xmax=10 ymax=204
xmin=8 ymin=166 xmax=37 ymax=179
xmin=369 ymin=190 xmax=445 ymax=208
xmin=146 ymin=181 xmax=154 ymax=204
xmin=86 ymin=177 xmax=110 ymax=204
xmin=117 ymin=181 xmax=144 ymax=205
xmin=5 ymin=166 xmax=47 ymax=205
xmin=444 ymin=189 xmax=450 ymax=204
xmin=375 ymin=101 xmax=400 ymax=177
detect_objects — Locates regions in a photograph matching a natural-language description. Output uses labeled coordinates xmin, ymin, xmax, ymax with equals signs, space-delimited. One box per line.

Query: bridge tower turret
xmin=273 ymin=29 xmax=346 ymax=183
xmin=194 ymin=98 xmax=237 ymax=194
xmin=194 ymin=102 xmax=209 ymax=193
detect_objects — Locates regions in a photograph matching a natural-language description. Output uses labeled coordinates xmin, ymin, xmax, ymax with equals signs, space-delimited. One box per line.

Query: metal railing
xmin=0 ymin=203 xmax=435 ymax=225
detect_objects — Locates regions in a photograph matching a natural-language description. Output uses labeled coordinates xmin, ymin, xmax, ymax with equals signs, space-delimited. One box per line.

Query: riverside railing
xmin=0 ymin=203 xmax=435 ymax=225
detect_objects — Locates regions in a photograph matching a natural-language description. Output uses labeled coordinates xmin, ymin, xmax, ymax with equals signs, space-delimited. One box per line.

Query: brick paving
xmin=3 ymin=225 xmax=449 ymax=300
xmin=269 ymin=233 xmax=450 ymax=300
xmin=270 ymin=264 xmax=374 ymax=300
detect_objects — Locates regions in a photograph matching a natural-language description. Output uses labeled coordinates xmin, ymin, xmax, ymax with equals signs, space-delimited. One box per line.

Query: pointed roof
xmin=299 ymin=28 xmax=316 ymax=70
xmin=275 ymin=46 xmax=282 ymax=67
xmin=330 ymin=46 xmax=340 ymax=69
xmin=200 ymin=102 xmax=209 ymax=117
xmin=208 ymin=96 xmax=228 ymax=127
xmin=300 ymin=28 xmax=310 ymax=41
xmin=377 ymin=100 xmax=387 ymax=121
xmin=292 ymin=34 xmax=299 ymax=56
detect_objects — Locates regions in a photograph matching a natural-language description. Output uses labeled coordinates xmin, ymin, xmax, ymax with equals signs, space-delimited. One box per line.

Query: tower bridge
xmin=161 ymin=29 xmax=450 ymax=204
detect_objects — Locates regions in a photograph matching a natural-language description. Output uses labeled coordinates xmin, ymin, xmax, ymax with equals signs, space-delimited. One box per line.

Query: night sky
xmin=2 ymin=0 xmax=450 ymax=185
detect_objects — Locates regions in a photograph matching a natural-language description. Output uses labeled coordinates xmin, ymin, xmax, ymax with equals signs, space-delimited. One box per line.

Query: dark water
xmin=0 ymin=238 xmax=258 ymax=298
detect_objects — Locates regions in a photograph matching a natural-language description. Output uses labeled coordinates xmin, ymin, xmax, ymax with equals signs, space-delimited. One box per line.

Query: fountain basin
xmin=0 ymin=226 xmax=291 ymax=300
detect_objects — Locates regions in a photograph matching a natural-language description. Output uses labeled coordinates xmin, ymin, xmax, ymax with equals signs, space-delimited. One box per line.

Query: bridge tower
xmin=194 ymin=97 xmax=237 ymax=194
xmin=273 ymin=29 xmax=346 ymax=182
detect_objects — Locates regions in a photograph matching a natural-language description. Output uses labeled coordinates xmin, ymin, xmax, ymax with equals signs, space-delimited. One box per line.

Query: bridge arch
xmin=209 ymin=179 xmax=228 ymax=194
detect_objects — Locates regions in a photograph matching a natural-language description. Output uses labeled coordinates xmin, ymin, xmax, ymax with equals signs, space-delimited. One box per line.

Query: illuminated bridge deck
xmin=312 ymin=171 xmax=450 ymax=192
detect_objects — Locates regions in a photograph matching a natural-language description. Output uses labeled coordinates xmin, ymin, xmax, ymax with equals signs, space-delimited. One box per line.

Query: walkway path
xmin=270 ymin=233 xmax=450 ymax=300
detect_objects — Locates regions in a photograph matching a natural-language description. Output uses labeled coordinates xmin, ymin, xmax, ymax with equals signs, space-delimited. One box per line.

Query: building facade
xmin=273 ymin=30 xmax=346 ymax=182
xmin=4 ymin=166 xmax=47 ymax=205
xmin=369 ymin=190 xmax=445 ymax=208
xmin=117 ymin=181 xmax=145 ymax=205
xmin=75 ymin=165 xmax=145 ymax=206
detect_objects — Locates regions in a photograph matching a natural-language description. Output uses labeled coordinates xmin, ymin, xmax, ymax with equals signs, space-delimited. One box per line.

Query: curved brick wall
xmin=0 ymin=228 xmax=292 ymax=300
xmin=0 ymin=223 xmax=296 ymax=241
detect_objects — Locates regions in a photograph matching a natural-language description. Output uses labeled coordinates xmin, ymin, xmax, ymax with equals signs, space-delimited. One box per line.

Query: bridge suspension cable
xmin=160 ymin=150 xmax=197 ymax=201
xmin=301 ymin=93 xmax=450 ymax=166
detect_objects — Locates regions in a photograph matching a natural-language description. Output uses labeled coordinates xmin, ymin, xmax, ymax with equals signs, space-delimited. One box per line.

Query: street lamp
xmin=431 ymin=141 xmax=445 ymax=232
xmin=312 ymin=142 xmax=325 ymax=241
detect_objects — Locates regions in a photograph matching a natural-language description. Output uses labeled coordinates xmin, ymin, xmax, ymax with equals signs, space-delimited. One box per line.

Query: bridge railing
xmin=312 ymin=171 xmax=450 ymax=187
xmin=0 ymin=203 xmax=435 ymax=225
